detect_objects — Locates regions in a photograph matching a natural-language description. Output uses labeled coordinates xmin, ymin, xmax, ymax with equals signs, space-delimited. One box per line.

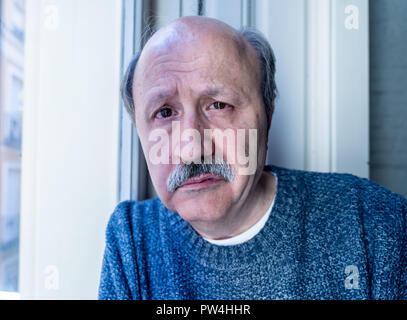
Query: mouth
xmin=178 ymin=173 xmax=225 ymax=191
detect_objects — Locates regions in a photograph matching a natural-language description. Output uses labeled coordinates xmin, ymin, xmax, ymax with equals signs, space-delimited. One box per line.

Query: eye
xmin=209 ymin=101 xmax=230 ymax=110
xmin=155 ymin=107 xmax=173 ymax=119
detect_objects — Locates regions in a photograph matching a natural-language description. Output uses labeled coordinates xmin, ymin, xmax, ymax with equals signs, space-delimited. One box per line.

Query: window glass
xmin=0 ymin=0 xmax=25 ymax=293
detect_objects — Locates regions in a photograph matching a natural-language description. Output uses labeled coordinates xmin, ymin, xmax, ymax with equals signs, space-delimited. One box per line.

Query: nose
xmin=175 ymin=109 xmax=215 ymax=164
xmin=182 ymin=108 xmax=202 ymax=132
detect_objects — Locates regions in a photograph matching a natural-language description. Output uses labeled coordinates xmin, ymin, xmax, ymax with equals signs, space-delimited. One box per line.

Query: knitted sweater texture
xmin=98 ymin=165 xmax=407 ymax=299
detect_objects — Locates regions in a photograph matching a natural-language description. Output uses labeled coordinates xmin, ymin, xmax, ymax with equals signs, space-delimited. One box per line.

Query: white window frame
xmin=19 ymin=0 xmax=123 ymax=299
xmin=304 ymin=0 xmax=369 ymax=177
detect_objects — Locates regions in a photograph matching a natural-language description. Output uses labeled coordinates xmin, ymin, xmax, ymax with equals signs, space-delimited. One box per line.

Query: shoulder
xmin=105 ymin=197 xmax=167 ymax=249
xmin=107 ymin=197 xmax=164 ymax=225
xmin=352 ymin=175 xmax=407 ymax=238
xmin=268 ymin=164 xmax=366 ymax=200
xmin=268 ymin=164 xmax=406 ymax=226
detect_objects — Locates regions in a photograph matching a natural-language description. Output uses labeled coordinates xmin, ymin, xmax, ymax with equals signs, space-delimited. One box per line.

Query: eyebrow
xmin=200 ymin=87 xmax=246 ymax=105
xmin=200 ymin=87 xmax=221 ymax=97
xmin=145 ymin=85 xmax=245 ymax=111
xmin=145 ymin=89 xmax=177 ymax=110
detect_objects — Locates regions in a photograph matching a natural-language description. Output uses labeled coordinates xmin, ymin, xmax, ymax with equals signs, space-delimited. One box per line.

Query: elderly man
xmin=98 ymin=16 xmax=407 ymax=300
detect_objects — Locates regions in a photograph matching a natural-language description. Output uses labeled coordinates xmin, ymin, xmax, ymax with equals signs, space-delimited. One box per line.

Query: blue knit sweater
xmin=98 ymin=165 xmax=407 ymax=300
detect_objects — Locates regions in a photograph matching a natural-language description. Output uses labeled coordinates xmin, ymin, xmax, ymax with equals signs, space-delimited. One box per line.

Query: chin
xmin=169 ymin=183 xmax=233 ymax=223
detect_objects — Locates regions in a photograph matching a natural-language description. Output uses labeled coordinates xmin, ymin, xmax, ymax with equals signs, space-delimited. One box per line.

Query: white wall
xmin=257 ymin=0 xmax=369 ymax=177
xmin=331 ymin=0 xmax=369 ymax=177
xmin=19 ymin=0 xmax=122 ymax=299
xmin=255 ymin=0 xmax=307 ymax=171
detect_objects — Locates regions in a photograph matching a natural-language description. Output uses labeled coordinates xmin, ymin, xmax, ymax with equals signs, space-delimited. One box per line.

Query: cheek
xmin=146 ymin=162 xmax=174 ymax=204
xmin=138 ymin=131 xmax=173 ymax=201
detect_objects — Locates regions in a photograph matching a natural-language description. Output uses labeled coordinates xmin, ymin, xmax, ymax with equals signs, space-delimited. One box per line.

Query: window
xmin=0 ymin=0 xmax=25 ymax=296
xmin=18 ymin=0 xmax=121 ymax=299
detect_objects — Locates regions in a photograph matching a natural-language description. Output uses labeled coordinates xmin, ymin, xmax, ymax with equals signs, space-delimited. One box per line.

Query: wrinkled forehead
xmin=134 ymin=24 xmax=259 ymax=97
xmin=138 ymin=24 xmax=249 ymax=72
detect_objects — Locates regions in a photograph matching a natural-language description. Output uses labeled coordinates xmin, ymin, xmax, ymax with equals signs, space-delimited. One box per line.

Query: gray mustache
xmin=166 ymin=158 xmax=235 ymax=192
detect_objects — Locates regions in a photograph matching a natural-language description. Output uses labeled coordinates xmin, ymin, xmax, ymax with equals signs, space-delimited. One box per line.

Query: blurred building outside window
xmin=0 ymin=0 xmax=25 ymax=296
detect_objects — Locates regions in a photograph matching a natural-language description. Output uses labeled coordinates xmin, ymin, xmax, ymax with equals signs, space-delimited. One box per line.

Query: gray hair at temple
xmin=120 ymin=27 xmax=278 ymax=124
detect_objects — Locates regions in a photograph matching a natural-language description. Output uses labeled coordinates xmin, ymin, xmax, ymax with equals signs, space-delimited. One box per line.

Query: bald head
xmin=121 ymin=16 xmax=277 ymax=124
xmin=142 ymin=16 xmax=247 ymax=55
xmin=136 ymin=16 xmax=258 ymax=87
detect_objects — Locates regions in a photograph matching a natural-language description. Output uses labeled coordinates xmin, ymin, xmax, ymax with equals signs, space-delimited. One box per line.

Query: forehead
xmin=133 ymin=29 xmax=259 ymax=105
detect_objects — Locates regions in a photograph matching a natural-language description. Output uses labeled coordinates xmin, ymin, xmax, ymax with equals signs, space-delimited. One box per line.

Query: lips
xmin=178 ymin=173 xmax=225 ymax=190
